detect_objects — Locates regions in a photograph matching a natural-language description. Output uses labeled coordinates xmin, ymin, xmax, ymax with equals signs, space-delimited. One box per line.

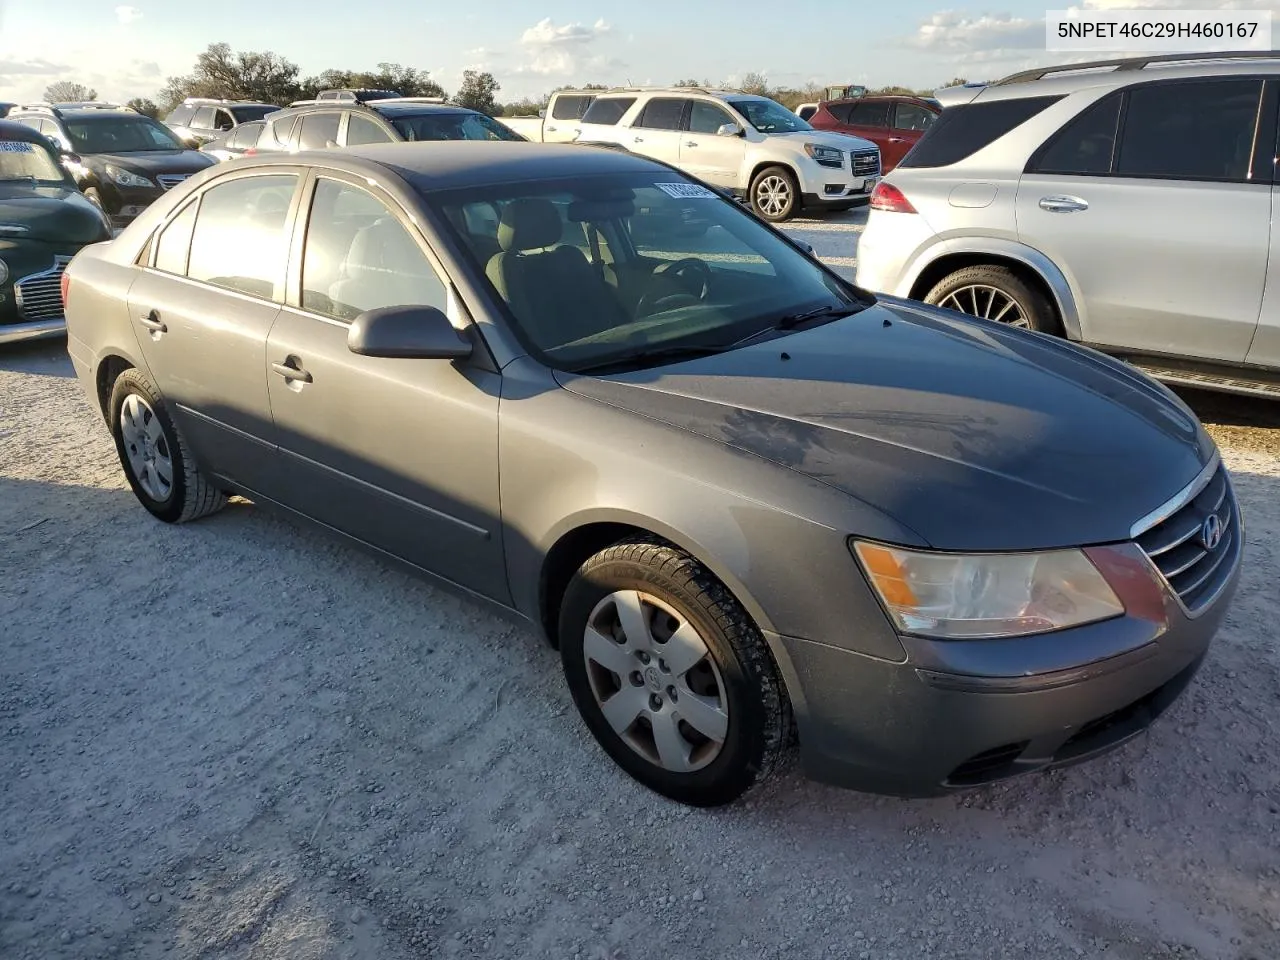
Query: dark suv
xmin=8 ymin=103 xmax=215 ymax=227
xmin=163 ymin=98 xmax=280 ymax=147
xmin=254 ymin=97 xmax=525 ymax=154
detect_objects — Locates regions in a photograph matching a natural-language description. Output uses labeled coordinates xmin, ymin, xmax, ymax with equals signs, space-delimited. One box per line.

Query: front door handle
xmin=887 ymin=136 xmax=905 ymax=143
xmin=138 ymin=310 xmax=167 ymax=334
xmin=1039 ymin=195 xmax=1089 ymax=213
xmin=633 ymin=136 xmax=644 ymax=143
xmin=546 ymin=125 xmax=557 ymax=132
xmin=685 ymin=140 xmax=698 ymax=147
xmin=271 ymin=358 xmax=312 ymax=383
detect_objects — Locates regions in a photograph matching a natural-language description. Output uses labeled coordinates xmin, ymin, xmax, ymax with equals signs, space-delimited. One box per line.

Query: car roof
xmin=826 ymin=94 xmax=937 ymax=107
xmin=368 ymin=102 xmax=481 ymax=117
xmin=53 ymin=109 xmax=142 ymax=120
xmin=236 ymin=141 xmax=667 ymax=191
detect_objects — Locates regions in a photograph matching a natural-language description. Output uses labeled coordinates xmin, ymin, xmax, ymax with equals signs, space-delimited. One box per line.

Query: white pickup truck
xmin=498 ymin=90 xmax=599 ymax=142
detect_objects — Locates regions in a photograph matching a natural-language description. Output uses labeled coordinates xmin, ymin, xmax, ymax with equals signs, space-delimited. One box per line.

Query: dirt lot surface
xmin=3 ymin=323 xmax=1280 ymax=960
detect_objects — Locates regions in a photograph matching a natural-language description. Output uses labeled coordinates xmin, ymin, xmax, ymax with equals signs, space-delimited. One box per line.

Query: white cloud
xmin=115 ymin=5 xmax=142 ymax=24
xmin=517 ymin=17 xmax=614 ymax=76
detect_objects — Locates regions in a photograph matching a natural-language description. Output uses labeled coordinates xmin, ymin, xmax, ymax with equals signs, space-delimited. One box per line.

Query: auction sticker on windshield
xmin=655 ymin=183 xmax=718 ymax=200
xmin=0 ymin=141 xmax=35 ymax=152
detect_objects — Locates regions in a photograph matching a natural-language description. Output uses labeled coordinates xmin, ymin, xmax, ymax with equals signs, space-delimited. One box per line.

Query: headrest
xmin=498 ymin=198 xmax=562 ymax=252
xmin=346 ymin=218 xmax=420 ymax=279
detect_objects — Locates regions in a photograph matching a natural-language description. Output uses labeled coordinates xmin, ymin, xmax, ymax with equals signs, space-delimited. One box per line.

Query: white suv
xmin=575 ymin=88 xmax=880 ymax=222
xmin=856 ymin=52 xmax=1280 ymax=400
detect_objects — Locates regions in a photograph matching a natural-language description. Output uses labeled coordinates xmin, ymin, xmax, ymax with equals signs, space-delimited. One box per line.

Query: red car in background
xmin=808 ymin=95 xmax=941 ymax=172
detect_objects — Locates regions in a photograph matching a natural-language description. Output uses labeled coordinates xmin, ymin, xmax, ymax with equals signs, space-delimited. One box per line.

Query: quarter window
xmin=580 ymin=97 xmax=635 ymax=126
xmin=551 ymin=95 xmax=594 ymax=120
xmin=1029 ymin=94 xmax=1121 ymax=176
xmin=153 ymin=199 xmax=199 ymax=275
xmin=301 ymin=178 xmax=447 ymax=322
xmin=893 ymin=103 xmax=935 ymax=132
xmin=898 ymin=95 xmax=1063 ymax=169
xmin=635 ymin=98 xmax=687 ymax=131
xmin=1115 ymin=79 xmax=1263 ymax=182
xmin=186 ymin=174 xmax=297 ymax=300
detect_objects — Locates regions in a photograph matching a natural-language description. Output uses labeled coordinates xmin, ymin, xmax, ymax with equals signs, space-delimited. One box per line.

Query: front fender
xmin=896 ymin=235 xmax=1085 ymax=341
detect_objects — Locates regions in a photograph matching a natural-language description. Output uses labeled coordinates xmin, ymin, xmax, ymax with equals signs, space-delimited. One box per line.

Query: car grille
xmin=851 ymin=150 xmax=880 ymax=178
xmin=1134 ymin=463 xmax=1238 ymax=614
xmin=14 ymin=257 xmax=72 ymax=323
xmin=156 ymin=174 xmax=189 ymax=190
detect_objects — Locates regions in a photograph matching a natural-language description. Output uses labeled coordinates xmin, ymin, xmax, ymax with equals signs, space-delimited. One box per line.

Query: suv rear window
xmin=898 ymin=95 xmax=1062 ymax=168
xmin=551 ymin=95 xmax=594 ymax=121
xmin=581 ymin=97 xmax=635 ymax=125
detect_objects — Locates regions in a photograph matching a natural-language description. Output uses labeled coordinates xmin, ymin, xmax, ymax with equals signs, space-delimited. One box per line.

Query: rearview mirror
xmin=348 ymin=305 xmax=473 ymax=359
xmin=716 ymin=122 xmax=742 ymax=137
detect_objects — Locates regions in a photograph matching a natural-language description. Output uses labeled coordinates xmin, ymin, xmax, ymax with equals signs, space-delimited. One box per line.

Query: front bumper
xmin=773 ymin=536 xmax=1241 ymax=797
xmin=796 ymin=152 xmax=881 ymax=207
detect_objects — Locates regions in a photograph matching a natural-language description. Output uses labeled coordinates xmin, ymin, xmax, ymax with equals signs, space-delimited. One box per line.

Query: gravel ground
xmin=3 ymin=235 xmax=1280 ymax=960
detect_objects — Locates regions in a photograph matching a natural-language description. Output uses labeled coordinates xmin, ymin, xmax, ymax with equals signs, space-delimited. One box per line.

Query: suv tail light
xmin=60 ymin=270 xmax=70 ymax=308
xmin=869 ymin=182 xmax=916 ymax=214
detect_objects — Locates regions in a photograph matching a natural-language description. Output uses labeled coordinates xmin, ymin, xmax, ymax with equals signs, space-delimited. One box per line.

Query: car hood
xmin=772 ymin=129 xmax=878 ymax=153
xmin=88 ymin=150 xmax=215 ymax=175
xmin=0 ymin=184 xmax=109 ymax=244
xmin=555 ymin=300 xmax=1211 ymax=551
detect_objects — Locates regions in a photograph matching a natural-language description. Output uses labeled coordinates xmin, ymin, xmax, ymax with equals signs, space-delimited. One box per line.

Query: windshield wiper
xmin=569 ymin=342 xmax=728 ymax=375
xmin=728 ymin=303 xmax=862 ymax=348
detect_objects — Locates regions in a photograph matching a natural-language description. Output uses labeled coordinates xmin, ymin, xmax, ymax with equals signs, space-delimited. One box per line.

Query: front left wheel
xmin=108 ymin=368 xmax=226 ymax=523
xmin=559 ymin=538 xmax=792 ymax=807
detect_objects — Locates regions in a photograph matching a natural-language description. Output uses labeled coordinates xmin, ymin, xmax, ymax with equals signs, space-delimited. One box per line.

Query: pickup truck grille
xmin=1134 ymin=463 xmax=1239 ymax=614
xmin=851 ymin=150 xmax=880 ymax=178
xmin=14 ymin=257 xmax=72 ymax=323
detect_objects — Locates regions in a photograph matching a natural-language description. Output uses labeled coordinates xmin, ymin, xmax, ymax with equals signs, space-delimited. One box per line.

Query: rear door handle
xmin=138 ymin=310 xmax=167 ymax=334
xmin=546 ymin=125 xmax=557 ymax=132
xmin=1039 ymin=195 xmax=1089 ymax=213
xmin=633 ymin=136 xmax=644 ymax=143
xmin=685 ymin=140 xmax=698 ymax=147
xmin=271 ymin=358 xmax=312 ymax=383
xmin=887 ymin=136 xmax=905 ymax=143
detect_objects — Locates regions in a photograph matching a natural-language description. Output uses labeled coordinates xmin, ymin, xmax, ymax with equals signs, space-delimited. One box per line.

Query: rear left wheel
xmin=108 ymin=368 xmax=226 ymax=523
xmin=559 ymin=538 xmax=792 ymax=807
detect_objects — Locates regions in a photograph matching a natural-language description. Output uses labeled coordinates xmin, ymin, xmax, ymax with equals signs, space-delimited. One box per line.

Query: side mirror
xmin=347 ymin=305 xmax=473 ymax=360
xmin=538 ymin=108 xmax=546 ymax=118
xmin=716 ymin=122 xmax=743 ymax=137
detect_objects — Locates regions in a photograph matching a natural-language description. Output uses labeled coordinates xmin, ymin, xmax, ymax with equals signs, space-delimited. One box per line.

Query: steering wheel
xmin=636 ymin=258 xmax=713 ymax=317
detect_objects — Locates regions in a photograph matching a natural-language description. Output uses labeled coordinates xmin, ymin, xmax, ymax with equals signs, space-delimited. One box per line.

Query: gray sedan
xmin=63 ymin=143 xmax=1241 ymax=806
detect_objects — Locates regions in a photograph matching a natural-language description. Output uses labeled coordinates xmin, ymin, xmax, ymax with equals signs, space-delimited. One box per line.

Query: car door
xmin=1246 ymin=89 xmax=1280 ymax=370
xmin=886 ymin=101 xmax=935 ymax=171
xmin=679 ymin=100 xmax=744 ymax=187
xmin=188 ymin=106 xmax=217 ymax=142
xmin=126 ymin=169 xmax=302 ymax=491
xmin=626 ymin=98 xmax=688 ymax=165
xmin=265 ymin=173 xmax=506 ymax=598
xmin=545 ymin=94 xmax=594 ymax=143
xmin=1016 ymin=77 xmax=1271 ymax=363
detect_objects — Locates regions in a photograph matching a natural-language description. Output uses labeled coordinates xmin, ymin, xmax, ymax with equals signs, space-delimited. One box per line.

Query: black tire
xmin=749 ymin=165 xmax=800 ymax=223
xmin=923 ymin=264 xmax=1061 ymax=335
xmin=108 ymin=368 xmax=226 ymax=524
xmin=559 ymin=538 xmax=792 ymax=807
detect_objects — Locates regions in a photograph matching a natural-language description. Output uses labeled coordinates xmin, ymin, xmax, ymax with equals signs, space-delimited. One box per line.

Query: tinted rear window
xmin=898 ymin=95 xmax=1062 ymax=168
xmin=581 ymin=97 xmax=635 ymax=125
xmin=231 ymin=105 xmax=275 ymax=122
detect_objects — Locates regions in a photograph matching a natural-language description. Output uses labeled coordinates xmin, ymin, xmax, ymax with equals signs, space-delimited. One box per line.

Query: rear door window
xmin=186 ymin=174 xmax=298 ymax=300
xmin=898 ymin=95 xmax=1063 ymax=168
xmin=1027 ymin=94 xmax=1121 ymax=176
xmin=297 ymin=112 xmax=341 ymax=150
xmin=230 ymin=123 xmax=263 ymax=149
xmin=634 ymin=98 xmax=687 ymax=131
xmin=849 ymin=101 xmax=890 ymax=127
xmin=344 ymin=113 xmax=393 ymax=145
xmin=893 ymin=102 xmax=936 ymax=132
xmin=1114 ymin=78 xmax=1264 ymax=183
xmin=191 ymin=106 xmax=216 ymax=130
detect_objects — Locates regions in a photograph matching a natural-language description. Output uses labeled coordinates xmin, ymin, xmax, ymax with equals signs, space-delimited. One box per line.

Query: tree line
xmin=44 ymin=43 xmax=968 ymax=121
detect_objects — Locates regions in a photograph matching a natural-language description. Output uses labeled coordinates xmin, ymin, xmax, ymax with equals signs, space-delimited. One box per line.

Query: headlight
xmin=105 ymin=165 xmax=154 ymax=188
xmin=803 ymin=143 xmax=844 ymax=164
xmin=0 ymin=259 xmax=8 ymax=284
xmin=851 ymin=540 xmax=1124 ymax=639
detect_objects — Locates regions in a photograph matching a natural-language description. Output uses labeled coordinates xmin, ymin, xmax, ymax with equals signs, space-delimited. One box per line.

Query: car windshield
xmin=431 ymin=172 xmax=866 ymax=373
xmin=0 ymin=138 xmax=70 ymax=183
xmin=391 ymin=112 xmax=524 ymax=142
xmin=728 ymin=98 xmax=811 ymax=134
xmin=66 ymin=116 xmax=185 ymax=153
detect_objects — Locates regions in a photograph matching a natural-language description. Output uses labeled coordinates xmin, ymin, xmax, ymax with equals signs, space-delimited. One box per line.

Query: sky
xmin=0 ymin=0 xmax=1274 ymax=106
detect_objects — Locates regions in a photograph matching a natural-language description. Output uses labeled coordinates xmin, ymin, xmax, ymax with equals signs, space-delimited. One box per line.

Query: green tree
xmin=298 ymin=63 xmax=444 ymax=100
xmin=454 ymin=70 xmax=500 ymax=114
xmin=126 ymin=97 xmax=160 ymax=118
xmin=739 ymin=72 xmax=771 ymax=96
xmin=44 ymin=81 xmax=98 ymax=103
xmin=159 ymin=42 xmax=303 ymax=109
xmin=941 ymin=76 xmax=968 ymax=87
